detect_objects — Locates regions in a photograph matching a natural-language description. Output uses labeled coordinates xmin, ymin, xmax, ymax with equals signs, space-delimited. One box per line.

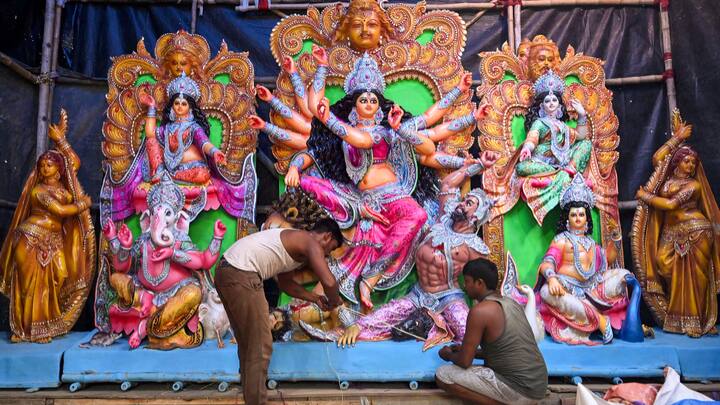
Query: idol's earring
xmin=349 ymin=108 xmax=359 ymax=126
xmin=374 ymin=109 xmax=384 ymax=125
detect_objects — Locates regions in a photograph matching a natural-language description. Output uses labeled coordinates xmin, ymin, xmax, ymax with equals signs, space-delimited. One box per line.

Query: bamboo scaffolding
xmin=507 ymin=5 xmax=516 ymax=54
xmin=513 ymin=4 xmax=522 ymax=51
xmin=235 ymin=2 xmax=498 ymax=12
xmin=47 ymin=2 xmax=64 ymax=127
xmin=0 ymin=52 xmax=38 ymax=83
xmin=618 ymin=200 xmax=639 ymax=211
xmin=35 ymin=0 xmax=57 ymax=159
xmin=606 ymin=74 xmax=664 ymax=86
xmin=191 ymin=0 xmax=199 ymax=34
xmin=658 ymin=2 xmax=677 ymax=114
xmin=65 ymin=0 xmax=655 ymax=7
xmin=522 ymin=0 xmax=655 ymax=5
xmin=465 ymin=8 xmax=492 ymax=30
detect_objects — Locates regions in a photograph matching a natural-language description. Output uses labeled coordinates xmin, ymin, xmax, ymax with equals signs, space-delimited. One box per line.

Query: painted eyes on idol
xmin=543 ymin=95 xmax=558 ymax=105
xmin=359 ymin=96 xmax=378 ymax=105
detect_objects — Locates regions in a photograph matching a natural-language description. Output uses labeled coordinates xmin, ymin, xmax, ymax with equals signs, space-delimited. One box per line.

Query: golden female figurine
xmin=0 ymin=109 xmax=96 ymax=343
xmin=634 ymin=111 xmax=720 ymax=337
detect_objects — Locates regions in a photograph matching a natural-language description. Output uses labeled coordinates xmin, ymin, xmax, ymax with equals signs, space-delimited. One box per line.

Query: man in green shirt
xmin=436 ymin=258 xmax=548 ymax=404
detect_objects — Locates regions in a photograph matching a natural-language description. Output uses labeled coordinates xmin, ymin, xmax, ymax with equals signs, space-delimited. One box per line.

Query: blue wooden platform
xmin=62 ymin=331 xmax=240 ymax=384
xmin=0 ymin=331 xmax=89 ymax=388
xmin=1 ymin=329 xmax=718 ymax=388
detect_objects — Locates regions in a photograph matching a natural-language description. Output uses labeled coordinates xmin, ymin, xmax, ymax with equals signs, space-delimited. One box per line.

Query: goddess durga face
xmin=356 ymin=92 xmax=380 ymax=118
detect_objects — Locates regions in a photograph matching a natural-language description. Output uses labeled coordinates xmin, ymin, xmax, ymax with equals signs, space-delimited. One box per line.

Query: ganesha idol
xmin=102 ymin=173 xmax=226 ymax=349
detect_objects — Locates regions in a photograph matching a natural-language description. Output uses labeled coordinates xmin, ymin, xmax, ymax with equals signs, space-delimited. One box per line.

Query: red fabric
xmin=173 ymin=166 xmax=211 ymax=184
xmin=663 ymin=69 xmax=675 ymax=80
xmin=257 ymin=0 xmax=269 ymax=9
xmin=663 ymin=52 xmax=673 ymax=61
xmin=656 ymin=0 xmax=670 ymax=11
xmin=604 ymin=383 xmax=659 ymax=405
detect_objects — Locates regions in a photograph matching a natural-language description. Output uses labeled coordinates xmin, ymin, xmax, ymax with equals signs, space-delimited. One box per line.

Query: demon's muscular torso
xmin=416 ymin=237 xmax=478 ymax=294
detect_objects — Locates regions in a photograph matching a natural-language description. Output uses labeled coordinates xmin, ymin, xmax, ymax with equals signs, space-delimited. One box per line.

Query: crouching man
xmin=436 ymin=258 xmax=548 ymax=404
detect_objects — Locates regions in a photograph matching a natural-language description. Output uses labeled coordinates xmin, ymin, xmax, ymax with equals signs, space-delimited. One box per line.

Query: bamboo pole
xmin=191 ymin=0 xmax=198 ymax=34
xmin=271 ymin=9 xmax=290 ymax=19
xmin=507 ymin=5 xmax=516 ymax=54
xmin=35 ymin=0 xmax=57 ymax=159
xmin=62 ymin=0 xmax=655 ymax=9
xmin=0 ymin=52 xmax=38 ymax=83
xmin=465 ymin=8 xmax=492 ymax=30
xmin=522 ymin=0 xmax=655 ymax=5
xmin=658 ymin=2 xmax=677 ymax=114
xmin=47 ymin=2 xmax=64 ymax=123
xmin=605 ymin=74 xmax=663 ymax=86
xmin=618 ymin=200 xmax=638 ymax=211
xmin=513 ymin=4 xmax=521 ymax=51
xmin=63 ymin=0 xmax=655 ymax=6
xmin=237 ymin=2 xmax=498 ymax=12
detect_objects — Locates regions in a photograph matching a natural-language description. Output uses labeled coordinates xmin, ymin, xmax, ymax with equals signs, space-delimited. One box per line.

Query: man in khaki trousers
xmin=215 ymin=218 xmax=344 ymax=405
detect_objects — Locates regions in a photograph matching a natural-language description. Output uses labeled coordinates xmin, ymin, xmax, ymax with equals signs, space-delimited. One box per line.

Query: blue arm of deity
xmin=269 ymin=96 xmax=311 ymax=135
xmin=308 ymin=65 xmax=328 ymax=118
xmin=395 ymin=124 xmax=437 ymax=156
xmin=288 ymin=71 xmax=313 ymax=119
xmin=324 ymin=112 xmax=374 ymax=149
xmin=261 ymin=123 xmax=309 ymax=150
xmin=289 ymin=152 xmax=314 ymax=173
xmin=419 ymin=152 xmax=465 ymax=170
xmin=415 ymin=86 xmax=464 ymax=128
xmin=417 ymin=112 xmax=476 ymax=144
